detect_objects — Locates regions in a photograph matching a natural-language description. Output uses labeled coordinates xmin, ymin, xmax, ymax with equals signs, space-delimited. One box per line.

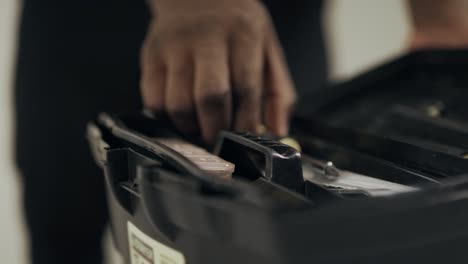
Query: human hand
xmin=140 ymin=0 xmax=296 ymax=143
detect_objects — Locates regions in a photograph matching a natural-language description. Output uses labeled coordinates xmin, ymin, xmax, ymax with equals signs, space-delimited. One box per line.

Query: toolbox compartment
xmin=89 ymin=50 xmax=468 ymax=263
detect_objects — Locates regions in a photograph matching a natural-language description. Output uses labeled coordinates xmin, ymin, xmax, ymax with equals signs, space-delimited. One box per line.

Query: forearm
xmin=408 ymin=0 xmax=468 ymax=48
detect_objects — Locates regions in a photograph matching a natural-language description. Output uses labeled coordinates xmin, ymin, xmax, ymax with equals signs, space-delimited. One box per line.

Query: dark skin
xmin=409 ymin=0 xmax=468 ymax=49
xmin=141 ymin=0 xmax=468 ymax=143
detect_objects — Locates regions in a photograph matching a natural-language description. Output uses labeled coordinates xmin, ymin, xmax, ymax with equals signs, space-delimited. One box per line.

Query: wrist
xmin=410 ymin=30 xmax=468 ymax=49
xmin=409 ymin=0 xmax=468 ymax=49
xmin=148 ymin=0 xmax=259 ymax=17
xmin=410 ymin=21 xmax=468 ymax=49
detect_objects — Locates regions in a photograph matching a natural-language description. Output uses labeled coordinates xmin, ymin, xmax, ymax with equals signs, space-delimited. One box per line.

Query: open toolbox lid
xmin=88 ymin=50 xmax=468 ymax=264
xmin=298 ymin=49 xmax=468 ymax=157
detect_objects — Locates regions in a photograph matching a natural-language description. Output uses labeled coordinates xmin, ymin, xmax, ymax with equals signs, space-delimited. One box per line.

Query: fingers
xmin=140 ymin=40 xmax=166 ymax=112
xmin=141 ymin=11 xmax=294 ymax=142
xmin=263 ymin=29 xmax=297 ymax=137
xmin=194 ymin=39 xmax=232 ymax=143
xmin=165 ymin=46 xmax=198 ymax=134
xmin=230 ymin=27 xmax=264 ymax=133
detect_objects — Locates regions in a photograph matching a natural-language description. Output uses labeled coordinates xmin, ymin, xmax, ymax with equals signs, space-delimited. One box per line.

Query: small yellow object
xmin=280 ymin=137 xmax=302 ymax=152
xmin=426 ymin=102 xmax=445 ymax=118
xmin=254 ymin=124 xmax=301 ymax=151
xmin=463 ymin=153 xmax=468 ymax=160
xmin=426 ymin=106 xmax=441 ymax=118
xmin=256 ymin=124 xmax=267 ymax=135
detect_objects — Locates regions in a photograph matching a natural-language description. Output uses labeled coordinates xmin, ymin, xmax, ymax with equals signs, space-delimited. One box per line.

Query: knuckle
xmin=141 ymin=51 xmax=165 ymax=73
xmin=152 ymin=19 xmax=227 ymax=59
xmin=196 ymin=89 xmax=229 ymax=112
xmin=199 ymin=71 xmax=229 ymax=92
xmin=229 ymin=4 xmax=270 ymax=35
xmin=163 ymin=16 xmax=225 ymax=42
xmin=167 ymin=103 xmax=195 ymax=120
xmin=193 ymin=16 xmax=225 ymax=35
xmin=154 ymin=26 xmax=194 ymax=54
xmin=144 ymin=27 xmax=166 ymax=52
xmin=194 ymin=39 xmax=224 ymax=58
xmin=234 ymin=82 xmax=261 ymax=100
xmin=231 ymin=13 xmax=263 ymax=36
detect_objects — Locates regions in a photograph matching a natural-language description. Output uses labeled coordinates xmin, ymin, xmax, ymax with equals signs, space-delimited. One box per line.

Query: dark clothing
xmin=15 ymin=2 xmax=150 ymax=263
xmin=14 ymin=1 xmax=326 ymax=263
xmin=265 ymin=0 xmax=328 ymax=114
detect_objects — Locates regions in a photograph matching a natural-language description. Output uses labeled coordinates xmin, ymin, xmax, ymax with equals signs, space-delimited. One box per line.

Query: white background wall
xmin=0 ymin=0 xmax=410 ymax=263
xmin=0 ymin=0 xmax=28 ymax=263
xmin=325 ymin=0 xmax=410 ymax=80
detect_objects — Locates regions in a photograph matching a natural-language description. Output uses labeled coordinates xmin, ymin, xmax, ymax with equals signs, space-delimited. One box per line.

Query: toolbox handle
xmin=214 ymin=132 xmax=304 ymax=193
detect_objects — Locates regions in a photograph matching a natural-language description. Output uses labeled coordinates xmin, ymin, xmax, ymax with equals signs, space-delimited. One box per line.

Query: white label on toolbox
xmin=128 ymin=222 xmax=186 ymax=264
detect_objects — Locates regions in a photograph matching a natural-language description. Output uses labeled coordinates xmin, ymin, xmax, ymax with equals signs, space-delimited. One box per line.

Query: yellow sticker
xmin=128 ymin=222 xmax=186 ymax=264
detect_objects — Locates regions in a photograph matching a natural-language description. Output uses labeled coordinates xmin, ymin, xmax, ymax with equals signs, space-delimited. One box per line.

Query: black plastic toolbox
xmin=88 ymin=50 xmax=468 ymax=264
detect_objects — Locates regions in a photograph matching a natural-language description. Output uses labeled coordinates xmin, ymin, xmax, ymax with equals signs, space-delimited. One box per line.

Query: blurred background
xmin=0 ymin=0 xmax=409 ymax=263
